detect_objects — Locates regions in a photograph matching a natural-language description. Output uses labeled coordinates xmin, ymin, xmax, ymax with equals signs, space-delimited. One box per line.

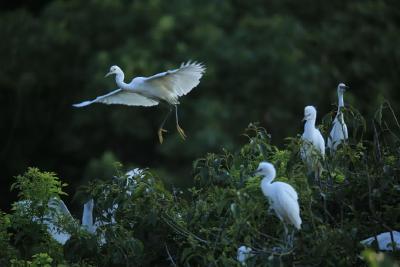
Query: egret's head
xmin=303 ymin=105 xmax=317 ymax=121
xmin=337 ymin=83 xmax=349 ymax=94
xmin=237 ymin=246 xmax=252 ymax=254
xmin=254 ymin=161 xmax=276 ymax=178
xmin=105 ymin=65 xmax=122 ymax=77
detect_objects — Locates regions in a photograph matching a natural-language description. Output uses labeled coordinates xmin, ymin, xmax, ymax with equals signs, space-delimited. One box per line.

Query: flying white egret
xmin=301 ymin=106 xmax=325 ymax=183
xmin=361 ymin=231 xmax=400 ymax=251
xmin=255 ymin=162 xmax=301 ymax=247
xmin=73 ymin=62 xmax=206 ymax=143
xmin=237 ymin=245 xmax=253 ymax=265
xmin=327 ymin=83 xmax=349 ymax=151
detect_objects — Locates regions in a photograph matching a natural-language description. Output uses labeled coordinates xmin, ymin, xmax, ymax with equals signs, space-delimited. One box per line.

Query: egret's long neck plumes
xmin=115 ymin=70 xmax=129 ymax=89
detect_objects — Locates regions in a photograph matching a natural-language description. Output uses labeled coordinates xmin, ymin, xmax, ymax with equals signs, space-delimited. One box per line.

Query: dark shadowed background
xmin=1 ymin=0 xmax=399 ymax=212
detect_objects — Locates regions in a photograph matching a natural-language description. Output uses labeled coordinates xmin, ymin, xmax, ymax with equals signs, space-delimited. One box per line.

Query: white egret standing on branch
xmin=255 ymin=162 xmax=301 ymax=247
xmin=301 ymin=106 xmax=325 ymax=183
xmin=327 ymin=83 xmax=349 ymax=151
xmin=73 ymin=62 xmax=206 ymax=143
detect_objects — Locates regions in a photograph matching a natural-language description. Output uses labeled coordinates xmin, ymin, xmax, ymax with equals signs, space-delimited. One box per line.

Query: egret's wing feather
xmin=48 ymin=198 xmax=71 ymax=217
xmin=275 ymin=183 xmax=301 ymax=229
xmin=328 ymin=118 xmax=348 ymax=150
xmin=343 ymin=123 xmax=348 ymax=139
xmin=316 ymin=129 xmax=326 ymax=157
xmin=143 ymin=62 xmax=206 ymax=98
xmin=73 ymin=89 xmax=159 ymax=107
xmin=277 ymin=182 xmax=298 ymax=201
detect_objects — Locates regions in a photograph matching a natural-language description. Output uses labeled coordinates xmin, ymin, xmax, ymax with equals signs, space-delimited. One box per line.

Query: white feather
xmin=361 ymin=231 xmax=400 ymax=251
xmin=328 ymin=83 xmax=349 ymax=151
xmin=258 ymin=162 xmax=302 ymax=230
xmin=327 ymin=116 xmax=348 ymax=150
xmin=301 ymin=106 xmax=325 ymax=172
xmin=73 ymin=89 xmax=159 ymax=107
xmin=73 ymin=61 xmax=205 ymax=107
xmin=144 ymin=61 xmax=205 ymax=100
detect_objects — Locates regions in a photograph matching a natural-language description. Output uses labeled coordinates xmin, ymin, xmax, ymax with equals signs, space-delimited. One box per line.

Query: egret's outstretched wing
xmin=50 ymin=198 xmax=71 ymax=216
xmin=73 ymin=89 xmax=159 ymax=107
xmin=143 ymin=61 xmax=205 ymax=98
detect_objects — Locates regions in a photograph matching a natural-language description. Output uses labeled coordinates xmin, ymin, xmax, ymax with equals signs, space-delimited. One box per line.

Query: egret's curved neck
xmin=304 ymin=119 xmax=316 ymax=131
xmin=115 ymin=71 xmax=129 ymax=89
xmin=261 ymin=174 xmax=275 ymax=185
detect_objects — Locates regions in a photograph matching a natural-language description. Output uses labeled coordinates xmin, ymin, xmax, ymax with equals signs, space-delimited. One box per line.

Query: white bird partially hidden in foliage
xmin=237 ymin=245 xmax=253 ymax=265
xmin=255 ymin=162 xmax=301 ymax=246
xmin=82 ymin=199 xmax=96 ymax=234
xmin=45 ymin=198 xmax=72 ymax=245
xmin=361 ymin=231 xmax=400 ymax=251
xmin=73 ymin=62 xmax=206 ymax=143
xmin=16 ymin=198 xmax=73 ymax=245
xmin=301 ymin=106 xmax=325 ymax=183
xmin=327 ymin=83 xmax=349 ymax=151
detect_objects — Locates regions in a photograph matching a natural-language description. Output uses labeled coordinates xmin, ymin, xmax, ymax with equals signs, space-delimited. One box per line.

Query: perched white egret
xmin=82 ymin=199 xmax=96 ymax=233
xmin=361 ymin=231 xmax=400 ymax=251
xmin=301 ymin=106 xmax=325 ymax=182
xmin=237 ymin=245 xmax=253 ymax=265
xmin=327 ymin=83 xmax=349 ymax=151
xmin=256 ymin=162 xmax=301 ymax=246
xmin=43 ymin=198 xmax=72 ymax=245
xmin=73 ymin=62 xmax=206 ymax=143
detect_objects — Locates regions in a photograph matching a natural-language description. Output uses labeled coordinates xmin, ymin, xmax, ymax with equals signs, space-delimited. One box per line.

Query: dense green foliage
xmin=2 ymin=0 xmax=400 ymax=211
xmin=0 ymin=103 xmax=399 ymax=266
xmin=1 ymin=0 xmax=400 ymax=265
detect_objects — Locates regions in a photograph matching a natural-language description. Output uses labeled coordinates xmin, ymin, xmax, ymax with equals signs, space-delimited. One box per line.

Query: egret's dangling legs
xmin=175 ymin=105 xmax=186 ymax=140
xmin=158 ymin=107 xmax=172 ymax=144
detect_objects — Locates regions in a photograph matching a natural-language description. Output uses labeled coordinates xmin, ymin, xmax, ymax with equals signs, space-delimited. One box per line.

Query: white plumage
xmin=237 ymin=245 xmax=253 ymax=265
xmin=327 ymin=83 xmax=349 ymax=151
xmin=361 ymin=231 xmax=400 ymax=251
xmin=82 ymin=199 xmax=96 ymax=233
xmin=16 ymin=198 xmax=72 ymax=245
xmin=301 ymin=106 xmax=325 ymax=182
xmin=73 ymin=61 xmax=206 ymax=143
xmin=256 ymin=162 xmax=302 ymax=231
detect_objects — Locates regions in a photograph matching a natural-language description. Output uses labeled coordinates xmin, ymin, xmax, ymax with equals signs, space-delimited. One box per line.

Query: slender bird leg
xmin=283 ymin=223 xmax=289 ymax=248
xmin=175 ymin=105 xmax=186 ymax=140
xmin=288 ymin=228 xmax=295 ymax=248
xmin=158 ymin=107 xmax=172 ymax=144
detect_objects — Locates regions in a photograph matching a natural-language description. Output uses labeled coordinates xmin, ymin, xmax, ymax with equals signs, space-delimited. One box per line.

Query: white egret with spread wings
xmin=73 ymin=62 xmax=206 ymax=143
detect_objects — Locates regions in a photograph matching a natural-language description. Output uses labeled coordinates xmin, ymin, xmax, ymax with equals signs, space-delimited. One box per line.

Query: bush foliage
xmin=1 ymin=103 xmax=399 ymax=266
